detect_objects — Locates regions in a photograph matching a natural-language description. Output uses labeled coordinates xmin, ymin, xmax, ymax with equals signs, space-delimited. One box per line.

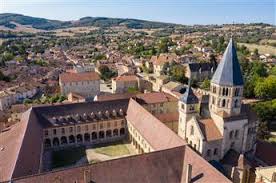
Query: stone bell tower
xmin=209 ymin=38 xmax=244 ymax=117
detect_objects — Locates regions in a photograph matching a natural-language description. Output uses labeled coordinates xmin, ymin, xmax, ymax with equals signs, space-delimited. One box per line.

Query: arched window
xmin=53 ymin=137 xmax=59 ymax=146
xmin=76 ymin=134 xmax=83 ymax=143
xmin=190 ymin=126 xmax=194 ymax=135
xmin=106 ymin=130 xmax=112 ymax=138
xmin=229 ymin=131 xmax=234 ymax=139
xmin=235 ymin=88 xmax=240 ymax=96
xmin=226 ymin=88 xmax=229 ymax=96
xmin=234 ymin=99 xmax=239 ymax=108
xmin=113 ymin=129 xmax=119 ymax=136
xmin=222 ymin=99 xmax=226 ymax=107
xmin=91 ymin=132 xmax=97 ymax=140
xmin=61 ymin=136 xmax=67 ymax=145
xmin=222 ymin=88 xmax=225 ymax=96
xmin=235 ymin=130 xmax=239 ymax=138
xmin=120 ymin=128 xmax=125 ymax=136
xmin=44 ymin=139 xmax=51 ymax=148
xmin=214 ymin=148 xmax=218 ymax=155
xmin=207 ymin=149 xmax=211 ymax=157
xmin=69 ymin=135 xmax=75 ymax=143
xmin=99 ymin=131 xmax=105 ymax=139
xmin=84 ymin=133 xmax=90 ymax=142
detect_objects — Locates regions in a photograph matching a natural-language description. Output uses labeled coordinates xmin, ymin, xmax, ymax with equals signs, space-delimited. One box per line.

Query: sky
xmin=1 ymin=0 xmax=275 ymax=25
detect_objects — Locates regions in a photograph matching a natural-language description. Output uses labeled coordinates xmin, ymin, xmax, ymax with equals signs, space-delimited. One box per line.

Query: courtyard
xmin=48 ymin=140 xmax=137 ymax=170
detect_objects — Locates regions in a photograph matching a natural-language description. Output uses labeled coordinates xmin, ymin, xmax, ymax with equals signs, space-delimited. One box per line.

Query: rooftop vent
xmin=112 ymin=109 xmax=117 ymax=117
xmin=119 ymin=109 xmax=124 ymax=116
xmin=105 ymin=110 xmax=110 ymax=118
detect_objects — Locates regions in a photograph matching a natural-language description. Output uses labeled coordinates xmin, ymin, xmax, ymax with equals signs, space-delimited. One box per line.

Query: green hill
xmin=0 ymin=13 xmax=177 ymax=30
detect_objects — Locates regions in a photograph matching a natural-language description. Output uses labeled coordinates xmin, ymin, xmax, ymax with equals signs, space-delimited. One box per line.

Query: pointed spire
xmin=211 ymin=38 xmax=244 ymax=86
xmin=180 ymin=81 xmax=198 ymax=104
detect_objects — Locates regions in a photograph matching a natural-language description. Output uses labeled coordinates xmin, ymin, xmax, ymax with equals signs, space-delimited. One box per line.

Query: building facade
xmin=178 ymin=39 xmax=258 ymax=164
xmin=59 ymin=72 xmax=100 ymax=98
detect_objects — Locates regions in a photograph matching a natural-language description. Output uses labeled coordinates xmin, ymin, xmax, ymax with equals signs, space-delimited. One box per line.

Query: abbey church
xmin=178 ymin=39 xmax=258 ymax=180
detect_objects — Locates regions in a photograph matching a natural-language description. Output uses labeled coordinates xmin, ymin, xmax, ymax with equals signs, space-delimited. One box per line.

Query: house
xmin=59 ymin=72 xmax=100 ymax=98
xmin=184 ymin=62 xmax=216 ymax=81
xmin=112 ymin=75 xmax=139 ymax=94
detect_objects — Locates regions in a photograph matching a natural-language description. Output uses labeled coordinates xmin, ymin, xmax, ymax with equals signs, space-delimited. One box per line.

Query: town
xmin=0 ymin=12 xmax=275 ymax=183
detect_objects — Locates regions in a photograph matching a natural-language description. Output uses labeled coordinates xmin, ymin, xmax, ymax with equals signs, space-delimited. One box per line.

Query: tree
xmin=254 ymin=76 xmax=276 ymax=99
xmin=98 ymin=65 xmax=117 ymax=81
xmin=200 ymin=79 xmax=211 ymax=90
xmin=169 ymin=64 xmax=187 ymax=83
xmin=257 ymin=121 xmax=270 ymax=140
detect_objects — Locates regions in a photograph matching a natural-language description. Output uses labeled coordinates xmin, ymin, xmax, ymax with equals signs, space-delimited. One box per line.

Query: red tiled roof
xmin=155 ymin=112 xmax=179 ymax=123
xmin=126 ymin=98 xmax=185 ymax=150
xmin=12 ymin=146 xmax=231 ymax=183
xmin=59 ymin=72 xmax=100 ymax=83
xmin=96 ymin=93 xmax=136 ymax=102
xmin=134 ymin=92 xmax=178 ymax=104
xmin=198 ymin=118 xmax=223 ymax=141
xmin=0 ymin=109 xmax=43 ymax=182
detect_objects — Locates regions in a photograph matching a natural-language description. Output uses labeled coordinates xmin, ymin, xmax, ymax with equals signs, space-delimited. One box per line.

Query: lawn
xmin=238 ymin=43 xmax=276 ymax=56
xmin=94 ymin=143 xmax=130 ymax=157
xmin=52 ymin=146 xmax=86 ymax=169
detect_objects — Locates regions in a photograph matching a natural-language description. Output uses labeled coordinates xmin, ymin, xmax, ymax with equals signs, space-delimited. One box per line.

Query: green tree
xmin=254 ymin=76 xmax=276 ymax=99
xmin=200 ymin=79 xmax=211 ymax=90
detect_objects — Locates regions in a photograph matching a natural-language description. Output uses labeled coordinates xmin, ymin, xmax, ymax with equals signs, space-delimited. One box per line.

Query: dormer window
xmin=189 ymin=105 xmax=195 ymax=111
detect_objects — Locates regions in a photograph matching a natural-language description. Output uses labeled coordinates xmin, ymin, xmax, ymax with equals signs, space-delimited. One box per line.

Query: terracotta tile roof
xmin=96 ymin=93 xmax=136 ymax=102
xmin=113 ymin=75 xmax=138 ymax=82
xmin=0 ymin=109 xmax=43 ymax=182
xmin=12 ymin=146 xmax=231 ymax=183
xmin=198 ymin=118 xmax=223 ymax=141
xmin=155 ymin=112 xmax=179 ymax=123
xmin=59 ymin=72 xmax=100 ymax=83
xmin=151 ymin=54 xmax=176 ymax=66
xmin=126 ymin=98 xmax=185 ymax=150
xmin=255 ymin=140 xmax=276 ymax=166
xmin=134 ymin=92 xmax=178 ymax=105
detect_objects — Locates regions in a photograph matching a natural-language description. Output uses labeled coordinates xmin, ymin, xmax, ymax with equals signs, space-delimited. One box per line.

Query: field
xmin=94 ymin=142 xmax=130 ymax=157
xmin=238 ymin=43 xmax=276 ymax=56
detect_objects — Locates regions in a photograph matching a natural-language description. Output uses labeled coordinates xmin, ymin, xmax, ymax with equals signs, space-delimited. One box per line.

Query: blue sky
xmin=1 ymin=0 xmax=275 ymax=25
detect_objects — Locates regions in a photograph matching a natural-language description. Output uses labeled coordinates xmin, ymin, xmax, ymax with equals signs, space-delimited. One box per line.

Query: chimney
xmin=185 ymin=164 xmax=192 ymax=183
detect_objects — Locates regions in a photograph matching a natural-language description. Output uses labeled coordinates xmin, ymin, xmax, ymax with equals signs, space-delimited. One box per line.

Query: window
xmin=225 ymin=88 xmax=229 ymax=96
xmin=70 ymin=127 xmax=73 ymax=133
xmin=213 ymin=86 xmax=216 ymax=94
xmin=77 ymin=126 xmax=81 ymax=132
xmin=214 ymin=148 xmax=218 ymax=155
xmin=53 ymin=129 xmax=57 ymax=135
xmin=189 ymin=105 xmax=195 ymax=111
xmin=222 ymin=99 xmax=226 ymax=107
xmin=229 ymin=131 xmax=234 ymax=139
xmin=114 ymin=121 xmax=117 ymax=127
xmin=234 ymin=99 xmax=239 ymax=108
xmin=44 ymin=130 xmax=48 ymax=136
xmin=190 ymin=126 xmax=194 ymax=135
xmin=235 ymin=88 xmax=240 ymax=96
xmin=93 ymin=124 xmax=96 ymax=130
xmin=207 ymin=149 xmax=211 ymax=157
xmin=235 ymin=130 xmax=239 ymax=138
xmin=61 ymin=128 xmax=65 ymax=134
xmin=181 ymin=104 xmax=185 ymax=110
xmin=107 ymin=122 xmax=111 ymax=128
xmin=121 ymin=120 xmax=124 ymax=126
xmin=100 ymin=123 xmax=103 ymax=129
xmin=85 ymin=125 xmax=89 ymax=131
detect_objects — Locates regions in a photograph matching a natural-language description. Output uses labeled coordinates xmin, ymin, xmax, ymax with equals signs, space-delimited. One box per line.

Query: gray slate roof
xmin=211 ymin=39 xmax=244 ymax=86
xmin=180 ymin=85 xmax=198 ymax=104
